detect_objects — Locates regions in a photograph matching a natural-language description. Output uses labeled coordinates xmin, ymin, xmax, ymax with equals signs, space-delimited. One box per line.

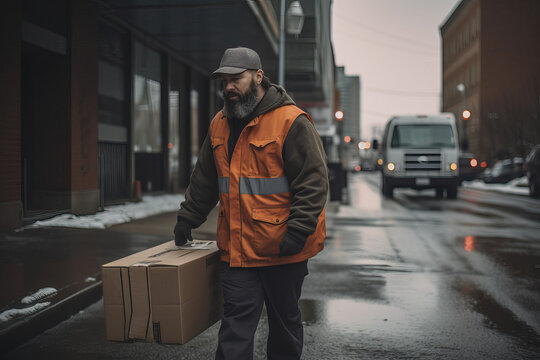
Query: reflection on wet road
xmin=300 ymin=173 xmax=540 ymax=359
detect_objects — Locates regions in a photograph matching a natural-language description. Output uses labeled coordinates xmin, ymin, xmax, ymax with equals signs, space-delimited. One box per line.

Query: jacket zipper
xmin=234 ymin=116 xmax=259 ymax=266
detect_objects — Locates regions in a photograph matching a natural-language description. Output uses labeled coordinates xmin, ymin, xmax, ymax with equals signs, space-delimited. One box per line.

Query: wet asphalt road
xmin=5 ymin=173 xmax=540 ymax=359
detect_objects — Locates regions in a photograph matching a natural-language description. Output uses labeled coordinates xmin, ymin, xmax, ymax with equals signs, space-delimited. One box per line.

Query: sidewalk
xmin=0 ymin=206 xmax=219 ymax=353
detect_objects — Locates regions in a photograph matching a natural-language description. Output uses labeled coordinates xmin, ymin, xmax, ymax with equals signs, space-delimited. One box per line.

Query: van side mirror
xmin=372 ymin=139 xmax=378 ymax=150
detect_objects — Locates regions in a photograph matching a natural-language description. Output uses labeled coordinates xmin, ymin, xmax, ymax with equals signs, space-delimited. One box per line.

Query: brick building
xmin=440 ymin=0 xmax=540 ymax=164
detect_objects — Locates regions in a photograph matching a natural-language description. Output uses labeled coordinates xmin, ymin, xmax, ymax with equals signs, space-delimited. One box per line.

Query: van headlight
xmin=386 ymin=162 xmax=395 ymax=171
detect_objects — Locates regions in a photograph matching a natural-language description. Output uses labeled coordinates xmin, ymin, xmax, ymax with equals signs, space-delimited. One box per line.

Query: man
xmin=175 ymin=47 xmax=328 ymax=360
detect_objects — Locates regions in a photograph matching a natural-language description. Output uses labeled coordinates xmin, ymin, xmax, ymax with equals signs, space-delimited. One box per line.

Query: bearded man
xmin=174 ymin=47 xmax=328 ymax=360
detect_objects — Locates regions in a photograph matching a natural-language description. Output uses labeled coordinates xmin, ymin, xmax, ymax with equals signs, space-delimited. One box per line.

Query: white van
xmin=374 ymin=113 xmax=460 ymax=199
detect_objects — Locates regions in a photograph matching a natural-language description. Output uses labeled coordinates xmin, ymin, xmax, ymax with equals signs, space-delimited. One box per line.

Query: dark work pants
xmin=215 ymin=260 xmax=309 ymax=360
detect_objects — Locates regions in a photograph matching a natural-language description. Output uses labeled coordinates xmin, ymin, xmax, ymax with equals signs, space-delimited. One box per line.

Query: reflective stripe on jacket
xmin=210 ymin=105 xmax=326 ymax=267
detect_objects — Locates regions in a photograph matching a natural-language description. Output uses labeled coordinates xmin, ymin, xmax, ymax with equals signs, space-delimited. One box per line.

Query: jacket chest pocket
xmin=211 ymin=137 xmax=228 ymax=176
xmin=248 ymin=138 xmax=280 ymax=177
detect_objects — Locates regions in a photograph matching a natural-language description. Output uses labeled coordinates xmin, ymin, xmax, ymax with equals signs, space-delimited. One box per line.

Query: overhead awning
xmin=97 ymin=0 xmax=280 ymax=79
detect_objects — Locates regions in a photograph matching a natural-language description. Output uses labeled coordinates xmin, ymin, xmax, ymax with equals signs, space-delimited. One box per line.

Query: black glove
xmin=174 ymin=219 xmax=193 ymax=246
xmin=279 ymin=230 xmax=307 ymax=257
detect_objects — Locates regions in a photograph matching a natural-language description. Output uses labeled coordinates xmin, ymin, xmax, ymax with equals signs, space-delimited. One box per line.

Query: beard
xmin=222 ymin=78 xmax=259 ymax=119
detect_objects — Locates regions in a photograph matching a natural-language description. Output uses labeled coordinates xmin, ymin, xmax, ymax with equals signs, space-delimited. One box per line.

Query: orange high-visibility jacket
xmin=210 ymin=105 xmax=326 ymax=267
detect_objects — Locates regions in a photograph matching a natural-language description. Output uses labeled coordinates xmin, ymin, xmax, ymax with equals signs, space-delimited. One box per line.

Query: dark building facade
xmin=284 ymin=0 xmax=336 ymax=161
xmin=335 ymin=66 xmax=361 ymax=169
xmin=440 ymin=0 xmax=540 ymax=164
xmin=0 ymin=0 xmax=281 ymax=230
xmin=2 ymin=1 xmax=102 ymax=228
xmin=1 ymin=0 xmax=335 ymax=230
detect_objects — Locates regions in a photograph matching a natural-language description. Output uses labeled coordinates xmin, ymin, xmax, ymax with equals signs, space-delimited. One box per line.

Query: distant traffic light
xmin=462 ymin=110 xmax=471 ymax=120
xmin=344 ymin=135 xmax=351 ymax=143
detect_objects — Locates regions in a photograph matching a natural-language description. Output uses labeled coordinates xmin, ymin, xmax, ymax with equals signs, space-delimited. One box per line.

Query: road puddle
xmin=299 ymin=298 xmax=406 ymax=333
xmin=455 ymin=279 xmax=540 ymax=350
xmin=457 ymin=235 xmax=540 ymax=279
xmin=449 ymin=205 xmax=503 ymax=219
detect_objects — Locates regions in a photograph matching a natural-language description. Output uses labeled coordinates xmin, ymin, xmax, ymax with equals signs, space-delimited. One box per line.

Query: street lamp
xmin=456 ymin=83 xmax=468 ymax=150
xmin=334 ymin=110 xmax=345 ymax=159
xmin=278 ymin=1 xmax=305 ymax=86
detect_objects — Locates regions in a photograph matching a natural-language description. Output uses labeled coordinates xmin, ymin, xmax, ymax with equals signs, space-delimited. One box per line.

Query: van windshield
xmin=391 ymin=124 xmax=455 ymax=148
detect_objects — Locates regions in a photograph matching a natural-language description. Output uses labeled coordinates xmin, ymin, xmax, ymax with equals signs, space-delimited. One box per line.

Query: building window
xmin=98 ymin=61 xmax=126 ymax=126
xmin=98 ymin=20 xmax=128 ymax=127
xmin=168 ymin=90 xmax=180 ymax=188
xmin=134 ymin=41 xmax=162 ymax=153
xmin=190 ymin=90 xmax=199 ymax=168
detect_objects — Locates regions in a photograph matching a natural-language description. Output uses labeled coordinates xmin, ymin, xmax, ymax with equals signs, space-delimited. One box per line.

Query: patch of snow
xmin=0 ymin=302 xmax=51 ymax=322
xmin=463 ymin=176 xmax=529 ymax=196
xmin=21 ymin=287 xmax=57 ymax=304
xmin=507 ymin=176 xmax=528 ymax=187
xmin=27 ymin=194 xmax=185 ymax=229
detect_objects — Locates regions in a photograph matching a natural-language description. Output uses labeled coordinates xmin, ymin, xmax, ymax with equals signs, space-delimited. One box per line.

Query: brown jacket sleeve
xmin=282 ymin=115 xmax=329 ymax=238
xmin=177 ymin=132 xmax=219 ymax=227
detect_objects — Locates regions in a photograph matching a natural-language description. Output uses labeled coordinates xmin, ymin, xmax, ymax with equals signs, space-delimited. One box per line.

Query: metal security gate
xmin=98 ymin=142 xmax=129 ymax=205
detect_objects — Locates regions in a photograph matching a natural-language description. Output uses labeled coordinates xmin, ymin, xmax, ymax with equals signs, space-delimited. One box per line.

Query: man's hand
xmin=174 ymin=220 xmax=193 ymax=246
xmin=279 ymin=231 xmax=306 ymax=257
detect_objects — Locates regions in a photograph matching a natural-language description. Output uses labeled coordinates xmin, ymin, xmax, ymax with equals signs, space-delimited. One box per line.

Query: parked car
xmin=458 ymin=152 xmax=481 ymax=184
xmin=525 ymin=145 xmax=540 ymax=198
xmin=483 ymin=157 xmax=524 ymax=184
xmin=360 ymin=161 xmax=376 ymax=172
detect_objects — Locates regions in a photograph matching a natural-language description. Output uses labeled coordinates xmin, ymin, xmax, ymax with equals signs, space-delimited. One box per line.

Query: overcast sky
xmin=331 ymin=0 xmax=461 ymax=139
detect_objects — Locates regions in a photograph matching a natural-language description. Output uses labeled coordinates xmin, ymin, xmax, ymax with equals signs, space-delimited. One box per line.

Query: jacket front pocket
xmin=248 ymin=138 xmax=280 ymax=177
xmin=251 ymin=207 xmax=289 ymax=257
xmin=216 ymin=206 xmax=229 ymax=252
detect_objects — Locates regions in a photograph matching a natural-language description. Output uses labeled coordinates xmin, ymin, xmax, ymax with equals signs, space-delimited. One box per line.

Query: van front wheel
xmin=382 ymin=175 xmax=394 ymax=198
xmin=447 ymin=184 xmax=458 ymax=199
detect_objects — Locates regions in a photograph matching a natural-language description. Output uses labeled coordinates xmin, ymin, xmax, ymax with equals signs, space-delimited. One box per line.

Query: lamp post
xmin=335 ymin=110 xmax=344 ymax=159
xmin=278 ymin=1 xmax=305 ymax=86
xmin=456 ymin=83 xmax=468 ymax=150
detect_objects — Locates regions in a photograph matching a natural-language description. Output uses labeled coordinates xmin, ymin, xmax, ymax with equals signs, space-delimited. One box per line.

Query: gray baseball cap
xmin=211 ymin=47 xmax=262 ymax=79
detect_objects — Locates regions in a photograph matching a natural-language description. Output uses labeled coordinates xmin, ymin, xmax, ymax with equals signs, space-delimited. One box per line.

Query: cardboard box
xmin=102 ymin=240 xmax=222 ymax=344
